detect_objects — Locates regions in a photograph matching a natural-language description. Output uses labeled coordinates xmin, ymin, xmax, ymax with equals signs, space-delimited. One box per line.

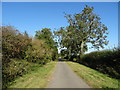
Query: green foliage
xmin=2 ymin=26 xmax=58 ymax=88
xmin=79 ymin=47 xmax=120 ymax=79
xmin=25 ymin=39 xmax=52 ymax=64
xmin=73 ymin=58 xmax=77 ymax=62
xmin=35 ymin=28 xmax=54 ymax=48
xmin=2 ymin=26 xmax=32 ymax=64
xmin=60 ymin=49 xmax=67 ymax=58
xmin=35 ymin=28 xmax=58 ymax=60
xmin=8 ymin=61 xmax=56 ymax=88
xmin=2 ymin=59 xmax=41 ymax=88
xmin=55 ymin=5 xmax=108 ymax=60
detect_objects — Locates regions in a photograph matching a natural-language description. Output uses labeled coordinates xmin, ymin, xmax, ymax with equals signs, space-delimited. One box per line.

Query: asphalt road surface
xmin=46 ymin=62 xmax=91 ymax=88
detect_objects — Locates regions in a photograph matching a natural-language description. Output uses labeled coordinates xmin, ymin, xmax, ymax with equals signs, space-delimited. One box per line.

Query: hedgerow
xmin=79 ymin=47 xmax=120 ymax=79
xmin=2 ymin=26 xmax=58 ymax=88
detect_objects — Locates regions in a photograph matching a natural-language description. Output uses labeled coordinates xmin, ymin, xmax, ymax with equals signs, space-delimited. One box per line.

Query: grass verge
xmin=67 ymin=61 xmax=119 ymax=88
xmin=8 ymin=61 xmax=57 ymax=88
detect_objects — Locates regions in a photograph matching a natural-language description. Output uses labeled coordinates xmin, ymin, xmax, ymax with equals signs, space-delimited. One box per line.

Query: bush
xmin=2 ymin=26 xmax=32 ymax=64
xmin=79 ymin=48 xmax=120 ymax=79
xmin=2 ymin=59 xmax=41 ymax=88
xmin=2 ymin=26 xmax=58 ymax=88
xmin=25 ymin=39 xmax=53 ymax=64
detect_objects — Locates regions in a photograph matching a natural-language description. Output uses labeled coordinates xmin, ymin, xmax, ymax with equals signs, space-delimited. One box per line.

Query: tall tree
xmin=35 ymin=28 xmax=58 ymax=60
xmin=35 ymin=28 xmax=52 ymax=44
xmin=24 ymin=31 xmax=29 ymax=38
xmin=55 ymin=5 xmax=109 ymax=60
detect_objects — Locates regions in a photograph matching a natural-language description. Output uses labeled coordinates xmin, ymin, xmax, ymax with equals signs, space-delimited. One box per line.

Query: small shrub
xmin=73 ymin=58 xmax=77 ymax=62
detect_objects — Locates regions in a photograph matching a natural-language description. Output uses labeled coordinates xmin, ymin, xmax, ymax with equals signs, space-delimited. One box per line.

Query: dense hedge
xmin=2 ymin=26 xmax=32 ymax=64
xmin=79 ymin=48 xmax=120 ymax=79
xmin=2 ymin=59 xmax=41 ymax=88
xmin=25 ymin=39 xmax=52 ymax=64
xmin=2 ymin=26 xmax=58 ymax=88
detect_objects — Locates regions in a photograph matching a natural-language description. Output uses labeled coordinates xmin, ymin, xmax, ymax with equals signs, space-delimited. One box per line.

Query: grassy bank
xmin=8 ymin=61 xmax=57 ymax=88
xmin=67 ymin=61 xmax=119 ymax=88
xmin=79 ymin=48 xmax=120 ymax=79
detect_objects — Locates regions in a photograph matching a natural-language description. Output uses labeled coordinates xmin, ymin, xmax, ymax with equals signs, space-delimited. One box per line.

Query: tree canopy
xmin=35 ymin=28 xmax=58 ymax=60
xmin=54 ymin=5 xmax=109 ymax=60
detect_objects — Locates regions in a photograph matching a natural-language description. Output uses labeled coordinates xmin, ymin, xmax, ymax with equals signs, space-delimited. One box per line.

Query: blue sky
xmin=2 ymin=0 xmax=120 ymax=2
xmin=2 ymin=2 xmax=118 ymax=53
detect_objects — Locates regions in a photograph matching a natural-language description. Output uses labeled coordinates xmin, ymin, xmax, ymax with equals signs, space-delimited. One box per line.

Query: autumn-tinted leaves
xmin=2 ymin=26 xmax=58 ymax=88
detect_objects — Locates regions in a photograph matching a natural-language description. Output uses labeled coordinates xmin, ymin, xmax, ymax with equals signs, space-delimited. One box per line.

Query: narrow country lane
xmin=46 ymin=62 xmax=91 ymax=88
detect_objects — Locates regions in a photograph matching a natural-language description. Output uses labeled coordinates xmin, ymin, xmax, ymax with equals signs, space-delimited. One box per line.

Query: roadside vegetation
xmin=55 ymin=5 xmax=109 ymax=60
xmin=2 ymin=5 xmax=119 ymax=89
xmin=80 ymin=47 xmax=120 ymax=79
xmin=2 ymin=26 xmax=58 ymax=88
xmin=9 ymin=61 xmax=56 ymax=88
xmin=55 ymin=5 xmax=120 ymax=82
xmin=67 ymin=61 xmax=119 ymax=88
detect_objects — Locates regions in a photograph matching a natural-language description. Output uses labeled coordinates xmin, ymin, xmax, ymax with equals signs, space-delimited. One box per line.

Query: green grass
xmin=9 ymin=61 xmax=57 ymax=88
xmin=67 ymin=61 xmax=119 ymax=88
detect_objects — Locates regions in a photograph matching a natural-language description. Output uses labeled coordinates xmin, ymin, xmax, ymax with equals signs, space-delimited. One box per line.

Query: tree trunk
xmin=80 ymin=41 xmax=84 ymax=55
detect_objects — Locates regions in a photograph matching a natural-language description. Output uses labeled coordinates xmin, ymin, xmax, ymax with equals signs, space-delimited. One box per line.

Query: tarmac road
xmin=46 ymin=62 xmax=91 ymax=88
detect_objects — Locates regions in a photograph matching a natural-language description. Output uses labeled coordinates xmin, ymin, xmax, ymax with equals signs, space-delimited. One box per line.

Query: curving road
xmin=46 ymin=62 xmax=91 ymax=88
